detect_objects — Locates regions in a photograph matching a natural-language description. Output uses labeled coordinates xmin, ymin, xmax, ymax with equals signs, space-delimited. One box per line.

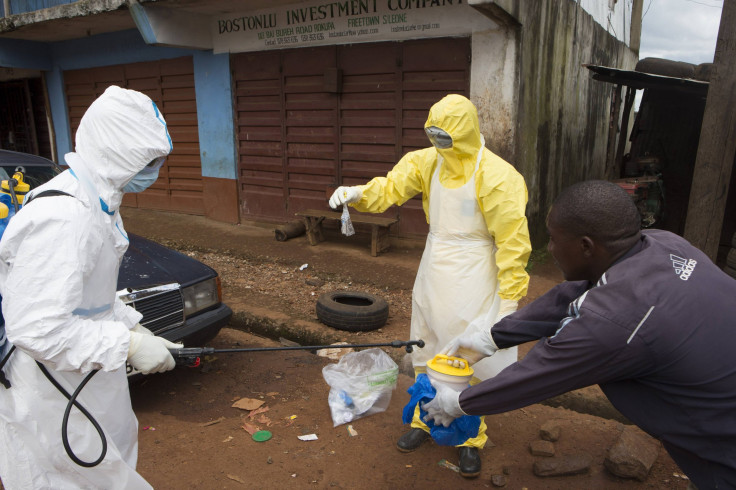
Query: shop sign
xmin=213 ymin=0 xmax=495 ymax=53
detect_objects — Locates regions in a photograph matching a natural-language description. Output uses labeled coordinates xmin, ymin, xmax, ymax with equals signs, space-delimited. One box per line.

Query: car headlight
xmin=182 ymin=277 xmax=220 ymax=317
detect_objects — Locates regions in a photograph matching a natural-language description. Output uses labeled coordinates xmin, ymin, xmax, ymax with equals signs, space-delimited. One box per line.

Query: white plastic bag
xmin=340 ymin=205 xmax=355 ymax=236
xmin=322 ymin=348 xmax=398 ymax=426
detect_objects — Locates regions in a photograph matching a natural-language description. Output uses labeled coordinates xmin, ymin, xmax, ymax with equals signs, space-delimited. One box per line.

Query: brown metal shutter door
xmin=234 ymin=47 xmax=340 ymax=220
xmin=282 ymin=46 xmax=339 ymax=215
xmin=337 ymin=42 xmax=401 ymax=226
xmin=64 ymin=57 xmax=203 ymax=215
xmin=233 ymin=38 xmax=470 ymax=235
xmin=398 ymin=37 xmax=471 ymax=235
xmin=233 ymin=51 xmax=286 ymax=220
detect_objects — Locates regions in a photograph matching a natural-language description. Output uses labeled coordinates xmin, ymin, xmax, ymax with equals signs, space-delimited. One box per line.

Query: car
xmin=0 ymin=149 xmax=232 ymax=375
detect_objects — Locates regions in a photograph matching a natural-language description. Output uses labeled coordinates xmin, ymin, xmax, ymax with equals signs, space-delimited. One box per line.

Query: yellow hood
xmin=424 ymin=94 xmax=482 ymax=178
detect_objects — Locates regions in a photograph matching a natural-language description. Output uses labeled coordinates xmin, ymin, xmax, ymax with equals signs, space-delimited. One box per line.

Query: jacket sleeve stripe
xmin=627 ymin=306 xmax=655 ymax=344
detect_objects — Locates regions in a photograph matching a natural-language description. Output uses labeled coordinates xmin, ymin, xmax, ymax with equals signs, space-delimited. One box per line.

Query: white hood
xmin=65 ymin=85 xmax=172 ymax=211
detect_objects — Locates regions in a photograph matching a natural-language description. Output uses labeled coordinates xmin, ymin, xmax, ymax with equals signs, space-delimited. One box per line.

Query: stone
xmin=502 ymin=465 xmax=511 ymax=475
xmin=305 ymin=277 xmax=324 ymax=287
xmin=604 ymin=425 xmax=660 ymax=481
xmin=529 ymin=439 xmax=555 ymax=457
xmin=533 ymin=454 xmax=592 ymax=477
xmin=491 ymin=474 xmax=507 ymax=487
xmin=539 ymin=420 xmax=562 ymax=442
xmin=315 ymin=342 xmax=354 ymax=360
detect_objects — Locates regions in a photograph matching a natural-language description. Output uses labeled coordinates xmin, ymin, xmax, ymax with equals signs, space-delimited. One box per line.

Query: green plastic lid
xmin=253 ymin=430 xmax=272 ymax=442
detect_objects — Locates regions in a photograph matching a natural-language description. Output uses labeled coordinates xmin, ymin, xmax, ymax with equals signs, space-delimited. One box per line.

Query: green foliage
xmin=525 ymin=247 xmax=550 ymax=274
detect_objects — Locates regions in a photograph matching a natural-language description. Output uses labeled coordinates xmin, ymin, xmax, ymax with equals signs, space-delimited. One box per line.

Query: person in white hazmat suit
xmin=0 ymin=85 xmax=182 ymax=489
xmin=329 ymin=94 xmax=531 ymax=478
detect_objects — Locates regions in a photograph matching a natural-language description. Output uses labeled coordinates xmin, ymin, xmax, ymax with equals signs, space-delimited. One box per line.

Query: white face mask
xmin=123 ymin=168 xmax=159 ymax=193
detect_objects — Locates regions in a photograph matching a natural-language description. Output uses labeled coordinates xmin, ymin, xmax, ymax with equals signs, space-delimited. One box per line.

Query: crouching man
xmin=425 ymin=180 xmax=736 ymax=489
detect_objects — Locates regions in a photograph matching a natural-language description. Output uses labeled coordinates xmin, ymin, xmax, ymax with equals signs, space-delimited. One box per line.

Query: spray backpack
xmin=0 ymin=188 xmax=71 ymax=388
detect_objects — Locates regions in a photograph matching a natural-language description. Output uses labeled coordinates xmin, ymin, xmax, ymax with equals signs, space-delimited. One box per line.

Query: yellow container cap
xmin=1 ymin=173 xmax=30 ymax=203
xmin=426 ymin=354 xmax=474 ymax=378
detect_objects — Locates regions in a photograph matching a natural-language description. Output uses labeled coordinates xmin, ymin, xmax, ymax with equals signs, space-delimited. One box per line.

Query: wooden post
xmin=606 ymin=84 xmax=622 ymax=176
xmin=614 ymin=86 xmax=636 ymax=178
xmin=630 ymin=0 xmax=644 ymax=54
xmin=683 ymin=1 xmax=736 ymax=260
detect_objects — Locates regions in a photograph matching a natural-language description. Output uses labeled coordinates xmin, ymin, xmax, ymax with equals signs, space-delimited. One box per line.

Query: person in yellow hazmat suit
xmin=328 ymin=94 xmax=531 ymax=478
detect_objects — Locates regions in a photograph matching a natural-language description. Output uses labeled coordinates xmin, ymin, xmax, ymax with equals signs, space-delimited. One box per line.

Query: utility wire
xmin=683 ymin=0 xmax=722 ymax=7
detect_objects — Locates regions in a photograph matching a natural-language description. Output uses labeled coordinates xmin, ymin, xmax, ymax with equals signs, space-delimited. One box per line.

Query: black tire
xmin=724 ymin=265 xmax=736 ymax=280
xmin=635 ymin=57 xmax=695 ymax=78
xmin=731 ymin=232 xmax=736 ymax=249
xmin=727 ymin=248 xmax=736 ymax=270
xmin=316 ymin=290 xmax=389 ymax=332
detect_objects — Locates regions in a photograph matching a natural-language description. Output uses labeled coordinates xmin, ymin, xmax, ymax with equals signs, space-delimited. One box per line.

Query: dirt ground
xmin=129 ymin=327 xmax=690 ymax=490
xmin=0 ymin=209 xmax=690 ymax=489
xmin=119 ymin=208 xmax=689 ymax=489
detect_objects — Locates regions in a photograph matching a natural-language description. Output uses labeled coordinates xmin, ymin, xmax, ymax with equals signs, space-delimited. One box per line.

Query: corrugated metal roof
xmin=584 ymin=64 xmax=709 ymax=94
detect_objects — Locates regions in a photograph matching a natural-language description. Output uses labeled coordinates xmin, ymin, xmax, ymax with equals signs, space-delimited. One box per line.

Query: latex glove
xmin=494 ymin=298 xmax=518 ymax=324
xmin=131 ymin=323 xmax=154 ymax=336
xmin=421 ymin=383 xmax=466 ymax=428
xmin=127 ymin=331 xmax=182 ymax=375
xmin=328 ymin=186 xmax=363 ymax=210
xmin=440 ymin=318 xmax=498 ymax=365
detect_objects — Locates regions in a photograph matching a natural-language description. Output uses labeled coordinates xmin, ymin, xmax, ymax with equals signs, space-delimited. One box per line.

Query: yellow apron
xmin=410 ymin=140 xmax=517 ymax=380
xmin=408 ymin=141 xmax=517 ymax=448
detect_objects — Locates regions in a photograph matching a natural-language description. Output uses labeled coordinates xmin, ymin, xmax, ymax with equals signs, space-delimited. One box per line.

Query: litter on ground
xmin=438 ymin=459 xmax=460 ymax=472
xmin=242 ymin=422 xmax=259 ymax=435
xmin=200 ymin=416 xmax=226 ymax=427
xmin=227 ymin=474 xmax=246 ymax=484
xmin=248 ymin=405 xmax=270 ymax=420
xmin=232 ymin=398 xmax=265 ymax=411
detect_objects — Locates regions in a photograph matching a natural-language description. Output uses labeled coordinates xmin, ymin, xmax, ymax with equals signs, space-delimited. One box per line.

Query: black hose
xmin=0 ymin=345 xmax=15 ymax=389
xmin=213 ymin=339 xmax=425 ymax=354
xmin=7 ymin=180 xmax=19 ymax=213
xmin=36 ymin=363 xmax=107 ymax=467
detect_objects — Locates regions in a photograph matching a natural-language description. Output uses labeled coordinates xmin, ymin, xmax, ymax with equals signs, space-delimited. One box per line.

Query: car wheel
xmin=316 ymin=290 xmax=389 ymax=332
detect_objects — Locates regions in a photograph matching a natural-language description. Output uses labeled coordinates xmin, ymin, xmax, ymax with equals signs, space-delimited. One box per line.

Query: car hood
xmin=117 ymin=233 xmax=216 ymax=290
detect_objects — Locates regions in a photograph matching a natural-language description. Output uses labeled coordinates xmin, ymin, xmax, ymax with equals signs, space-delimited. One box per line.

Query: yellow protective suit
xmin=351 ymin=94 xmax=531 ymax=448
xmin=352 ymin=95 xmax=530 ymax=301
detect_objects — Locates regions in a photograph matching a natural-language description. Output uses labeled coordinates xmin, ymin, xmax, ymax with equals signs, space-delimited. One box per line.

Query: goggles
xmin=139 ymin=156 xmax=166 ymax=175
xmin=425 ymin=126 xmax=453 ymax=149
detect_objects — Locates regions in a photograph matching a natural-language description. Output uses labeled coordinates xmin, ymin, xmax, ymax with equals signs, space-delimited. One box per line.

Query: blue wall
xmin=0 ymin=28 xmax=237 ymax=181
xmin=0 ymin=38 xmax=50 ymax=70
xmin=193 ymin=52 xmax=236 ymax=180
xmin=8 ymin=0 xmax=75 ymax=15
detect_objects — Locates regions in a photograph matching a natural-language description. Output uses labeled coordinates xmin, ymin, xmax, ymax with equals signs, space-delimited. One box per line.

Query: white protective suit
xmin=0 ymin=86 xmax=171 ymax=489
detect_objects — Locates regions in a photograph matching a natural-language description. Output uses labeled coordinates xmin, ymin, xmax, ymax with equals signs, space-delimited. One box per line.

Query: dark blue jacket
xmin=459 ymin=230 xmax=736 ymax=489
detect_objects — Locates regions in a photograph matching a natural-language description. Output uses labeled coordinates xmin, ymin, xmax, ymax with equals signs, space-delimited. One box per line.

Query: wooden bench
xmin=295 ymin=209 xmax=398 ymax=257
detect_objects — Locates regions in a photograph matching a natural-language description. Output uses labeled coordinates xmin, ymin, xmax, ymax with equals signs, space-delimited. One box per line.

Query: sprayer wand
xmin=169 ymin=339 xmax=425 ymax=367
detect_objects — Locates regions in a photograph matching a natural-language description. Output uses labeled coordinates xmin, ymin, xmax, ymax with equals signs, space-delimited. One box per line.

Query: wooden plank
xmin=683 ymin=2 xmax=736 ymax=259
xmin=296 ymin=209 xmax=397 ymax=227
xmin=295 ymin=208 xmax=398 ymax=256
